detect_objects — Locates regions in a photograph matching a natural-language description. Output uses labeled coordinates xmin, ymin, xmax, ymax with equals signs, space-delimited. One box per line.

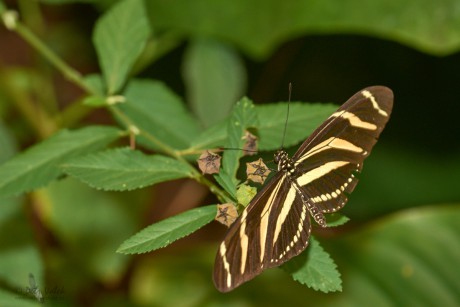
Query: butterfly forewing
xmin=293 ymin=86 xmax=393 ymax=213
xmin=214 ymin=86 xmax=393 ymax=292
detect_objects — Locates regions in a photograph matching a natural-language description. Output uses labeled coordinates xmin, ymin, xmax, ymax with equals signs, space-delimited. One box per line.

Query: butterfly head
xmin=274 ymin=150 xmax=295 ymax=175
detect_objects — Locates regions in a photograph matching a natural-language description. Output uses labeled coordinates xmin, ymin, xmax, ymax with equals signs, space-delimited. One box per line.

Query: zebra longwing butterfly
xmin=214 ymin=86 xmax=393 ymax=292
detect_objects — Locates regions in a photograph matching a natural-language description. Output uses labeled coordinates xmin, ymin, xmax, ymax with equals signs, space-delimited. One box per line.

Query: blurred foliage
xmin=0 ymin=0 xmax=459 ymax=306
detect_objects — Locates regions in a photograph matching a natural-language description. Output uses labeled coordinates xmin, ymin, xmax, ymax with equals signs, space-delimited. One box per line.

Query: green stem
xmin=110 ymin=104 xmax=232 ymax=203
xmin=2 ymin=10 xmax=94 ymax=94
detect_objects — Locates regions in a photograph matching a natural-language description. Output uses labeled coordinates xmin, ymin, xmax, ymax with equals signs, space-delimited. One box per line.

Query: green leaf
xmin=117 ymin=205 xmax=216 ymax=254
xmin=93 ymin=0 xmax=150 ymax=94
xmin=83 ymin=95 xmax=107 ymax=107
xmin=41 ymin=0 xmax=114 ymax=8
xmin=63 ymin=148 xmax=193 ymax=191
xmin=0 ymin=121 xmax=21 ymax=223
xmin=326 ymin=213 xmax=350 ymax=227
xmin=0 ymin=245 xmax=43 ymax=291
xmin=349 ymin=146 xmax=460 ymax=220
xmin=0 ymin=203 xmax=43 ymax=291
xmin=0 ymin=288 xmax=42 ymax=307
xmin=120 ymin=79 xmax=202 ymax=150
xmin=44 ymin=178 xmax=138 ymax=281
xmin=0 ymin=126 xmax=121 ymax=198
xmin=282 ymin=236 xmax=342 ymax=293
xmin=236 ymin=184 xmax=257 ymax=207
xmin=183 ymin=38 xmax=246 ymax=127
xmin=146 ymin=0 xmax=460 ymax=58
xmin=214 ymin=97 xmax=258 ymax=198
xmin=0 ymin=120 xmax=17 ymax=163
xmin=83 ymin=73 xmax=105 ymax=96
xmin=0 ymin=2 xmax=6 ymax=14
xmin=188 ymin=119 xmax=227 ymax=151
xmin=187 ymin=102 xmax=338 ymax=153
xmin=257 ymin=102 xmax=338 ymax=151
xmin=322 ymin=205 xmax=460 ymax=305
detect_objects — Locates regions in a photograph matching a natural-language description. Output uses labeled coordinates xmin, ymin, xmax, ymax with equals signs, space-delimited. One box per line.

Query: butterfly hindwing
xmin=214 ymin=86 xmax=393 ymax=292
xmin=213 ymin=173 xmax=312 ymax=292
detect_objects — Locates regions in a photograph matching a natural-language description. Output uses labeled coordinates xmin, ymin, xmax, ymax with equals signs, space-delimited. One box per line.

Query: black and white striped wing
xmin=213 ymin=86 xmax=393 ymax=292
xmin=214 ymin=172 xmax=312 ymax=292
xmin=293 ymin=86 xmax=393 ymax=213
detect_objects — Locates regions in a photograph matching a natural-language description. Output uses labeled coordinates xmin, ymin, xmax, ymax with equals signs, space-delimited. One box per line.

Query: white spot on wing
xmin=330 ymin=138 xmax=363 ymax=153
xmin=330 ymin=111 xmax=378 ymax=130
xmin=239 ymin=210 xmax=249 ymax=274
xmin=273 ymin=186 xmax=297 ymax=247
xmin=220 ymin=243 xmax=232 ymax=288
xmin=259 ymin=176 xmax=285 ymax=263
xmin=296 ymin=137 xmax=364 ymax=166
xmin=297 ymin=161 xmax=350 ymax=186
xmin=362 ymin=90 xmax=388 ymax=117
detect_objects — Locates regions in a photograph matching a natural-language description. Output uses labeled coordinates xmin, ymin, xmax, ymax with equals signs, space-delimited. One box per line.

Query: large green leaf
xmin=0 ymin=126 xmax=121 ymax=198
xmin=0 ymin=288 xmax=41 ymax=307
xmin=188 ymin=119 xmax=227 ymax=152
xmin=146 ymin=0 xmax=460 ymax=57
xmin=63 ymin=148 xmax=193 ymax=191
xmin=117 ymin=205 xmax=216 ymax=254
xmin=44 ymin=178 xmax=138 ymax=282
xmin=0 ymin=204 xmax=43 ymax=293
xmin=93 ymin=0 xmax=150 ymax=94
xmin=256 ymin=102 xmax=338 ymax=150
xmin=346 ymin=146 xmax=460 ymax=220
xmin=188 ymin=102 xmax=337 ymax=153
xmin=120 ymin=79 xmax=202 ymax=150
xmin=318 ymin=205 xmax=460 ymax=306
xmin=183 ymin=38 xmax=246 ymax=127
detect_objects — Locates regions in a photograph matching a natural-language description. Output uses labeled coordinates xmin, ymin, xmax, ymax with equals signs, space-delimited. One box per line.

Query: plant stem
xmin=111 ymin=103 xmax=232 ymax=203
xmin=3 ymin=11 xmax=94 ymax=94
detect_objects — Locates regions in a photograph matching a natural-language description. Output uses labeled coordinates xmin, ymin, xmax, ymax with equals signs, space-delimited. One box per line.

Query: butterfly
xmin=213 ymin=86 xmax=393 ymax=292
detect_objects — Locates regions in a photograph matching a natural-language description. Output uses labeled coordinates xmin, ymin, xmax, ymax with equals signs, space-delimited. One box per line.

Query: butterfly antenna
xmin=281 ymin=83 xmax=292 ymax=149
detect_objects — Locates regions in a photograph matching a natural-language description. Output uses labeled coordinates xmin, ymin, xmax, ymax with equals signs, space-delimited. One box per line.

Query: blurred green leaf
xmin=83 ymin=74 xmax=105 ymax=96
xmin=121 ymin=79 xmax=202 ymax=150
xmin=63 ymin=147 xmax=193 ymax=191
xmin=183 ymin=38 xmax=246 ymax=127
xmin=0 ymin=205 xmax=43 ymax=291
xmin=257 ymin=102 xmax=338 ymax=150
xmin=320 ymin=204 xmax=460 ymax=306
xmin=346 ymin=146 xmax=460 ymax=220
xmin=0 ymin=246 xmax=43 ymax=291
xmin=93 ymin=0 xmax=150 ymax=94
xmin=0 ymin=121 xmax=21 ymax=223
xmin=0 ymin=288 xmax=42 ymax=307
xmin=0 ymin=126 xmax=121 ymax=198
xmin=45 ymin=178 xmax=138 ymax=282
xmin=214 ymin=98 xmax=258 ymax=198
xmin=188 ymin=102 xmax=338 ymax=153
xmin=146 ymin=0 xmax=460 ymax=58
xmin=82 ymin=95 xmax=107 ymax=107
xmin=282 ymin=236 xmax=342 ymax=293
xmin=40 ymin=0 xmax=116 ymax=7
xmin=117 ymin=205 xmax=216 ymax=254
xmin=188 ymin=119 xmax=227 ymax=151
xmin=0 ymin=120 xmax=16 ymax=162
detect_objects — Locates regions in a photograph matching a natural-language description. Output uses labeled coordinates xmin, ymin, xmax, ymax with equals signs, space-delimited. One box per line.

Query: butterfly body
xmin=214 ymin=86 xmax=393 ymax=292
xmin=275 ymin=149 xmax=327 ymax=227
